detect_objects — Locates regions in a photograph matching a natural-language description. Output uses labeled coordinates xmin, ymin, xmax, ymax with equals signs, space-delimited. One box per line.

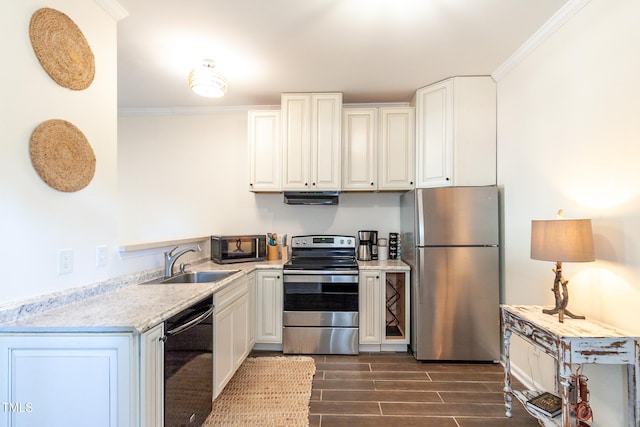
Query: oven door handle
xmin=283 ymin=274 xmax=358 ymax=283
xmin=284 ymin=270 xmax=358 ymax=275
xmin=166 ymin=306 xmax=214 ymax=336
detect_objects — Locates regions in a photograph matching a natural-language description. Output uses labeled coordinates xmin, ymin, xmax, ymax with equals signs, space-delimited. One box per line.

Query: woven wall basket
xmin=29 ymin=8 xmax=95 ymax=90
xmin=30 ymin=119 xmax=96 ymax=192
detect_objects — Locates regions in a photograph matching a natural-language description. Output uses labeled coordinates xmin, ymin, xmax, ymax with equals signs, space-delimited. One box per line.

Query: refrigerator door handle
xmin=416 ymin=189 xmax=425 ymax=246
xmin=417 ymin=248 xmax=425 ymax=305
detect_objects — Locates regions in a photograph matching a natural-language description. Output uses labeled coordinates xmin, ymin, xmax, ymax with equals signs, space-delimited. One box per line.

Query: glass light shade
xmin=189 ymin=60 xmax=228 ymax=98
xmin=530 ymin=219 xmax=595 ymax=262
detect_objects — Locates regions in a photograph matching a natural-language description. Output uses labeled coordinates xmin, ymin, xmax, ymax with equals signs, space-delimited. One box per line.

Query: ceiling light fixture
xmin=189 ymin=59 xmax=228 ymax=98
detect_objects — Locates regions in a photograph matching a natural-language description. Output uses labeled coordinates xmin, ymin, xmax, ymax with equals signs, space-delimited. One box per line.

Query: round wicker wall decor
xmin=29 ymin=8 xmax=95 ymax=90
xmin=30 ymin=119 xmax=96 ymax=192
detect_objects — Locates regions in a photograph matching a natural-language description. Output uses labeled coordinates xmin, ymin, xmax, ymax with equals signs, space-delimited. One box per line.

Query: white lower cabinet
xmin=0 ymin=332 xmax=135 ymax=427
xmin=359 ymin=271 xmax=382 ymax=344
xmin=254 ymin=269 xmax=283 ymax=349
xmin=247 ymin=271 xmax=257 ymax=348
xmin=140 ymin=323 xmax=164 ymax=427
xmin=359 ymin=270 xmax=410 ymax=352
xmin=212 ymin=275 xmax=251 ymax=399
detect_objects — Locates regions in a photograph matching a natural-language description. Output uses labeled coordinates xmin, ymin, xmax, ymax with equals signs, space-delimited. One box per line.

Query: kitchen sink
xmin=145 ymin=270 xmax=239 ymax=284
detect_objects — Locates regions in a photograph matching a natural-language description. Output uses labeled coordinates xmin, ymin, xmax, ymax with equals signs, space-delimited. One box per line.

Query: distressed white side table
xmin=501 ymin=305 xmax=640 ymax=427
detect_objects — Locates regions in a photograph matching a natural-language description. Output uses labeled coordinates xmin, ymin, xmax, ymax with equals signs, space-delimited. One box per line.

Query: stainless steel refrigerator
xmin=400 ymin=186 xmax=500 ymax=361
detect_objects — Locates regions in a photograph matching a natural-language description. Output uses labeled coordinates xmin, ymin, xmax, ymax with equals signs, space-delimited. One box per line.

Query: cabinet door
xmin=342 ymin=108 xmax=377 ymax=190
xmin=256 ymin=270 xmax=283 ymax=343
xmin=451 ymin=76 xmax=496 ymax=186
xmin=140 ymin=324 xmax=164 ymax=427
xmin=247 ymin=271 xmax=257 ymax=348
xmin=359 ymin=271 xmax=382 ymax=344
xmin=281 ymin=94 xmax=311 ymax=190
xmin=0 ymin=333 xmax=133 ymax=427
xmin=415 ymin=79 xmax=453 ymax=188
xmin=232 ymin=292 xmax=250 ymax=369
xmin=378 ymin=107 xmax=415 ymax=190
xmin=248 ymin=110 xmax=281 ymax=191
xmin=311 ymin=93 xmax=342 ymax=190
xmin=213 ymin=303 xmax=235 ymax=398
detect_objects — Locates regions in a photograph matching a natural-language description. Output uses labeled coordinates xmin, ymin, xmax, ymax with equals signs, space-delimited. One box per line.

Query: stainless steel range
xmin=282 ymin=235 xmax=359 ymax=355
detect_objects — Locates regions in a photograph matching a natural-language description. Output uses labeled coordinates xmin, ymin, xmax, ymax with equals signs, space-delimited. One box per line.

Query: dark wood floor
xmin=252 ymin=350 xmax=539 ymax=426
xmin=310 ymin=352 xmax=540 ymax=427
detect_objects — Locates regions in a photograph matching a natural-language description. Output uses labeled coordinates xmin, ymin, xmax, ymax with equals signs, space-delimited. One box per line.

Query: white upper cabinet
xmin=248 ymin=110 xmax=281 ymax=192
xmin=413 ymin=76 xmax=496 ymax=188
xmin=342 ymin=107 xmax=414 ymax=191
xmin=282 ymin=93 xmax=342 ymax=191
xmin=341 ymin=108 xmax=377 ymax=190
xmin=378 ymin=107 xmax=415 ymax=190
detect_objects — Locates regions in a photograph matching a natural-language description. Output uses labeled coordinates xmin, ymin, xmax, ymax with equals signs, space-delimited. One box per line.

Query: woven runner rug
xmin=204 ymin=356 xmax=316 ymax=427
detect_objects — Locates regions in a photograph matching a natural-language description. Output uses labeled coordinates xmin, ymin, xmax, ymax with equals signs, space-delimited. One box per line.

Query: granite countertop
xmin=357 ymin=259 xmax=410 ymax=271
xmin=0 ymin=260 xmax=283 ymax=334
xmin=0 ymin=258 xmax=409 ymax=334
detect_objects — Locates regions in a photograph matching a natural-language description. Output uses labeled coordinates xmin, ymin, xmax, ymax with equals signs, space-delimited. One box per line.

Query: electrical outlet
xmin=57 ymin=249 xmax=73 ymax=274
xmin=96 ymin=245 xmax=108 ymax=267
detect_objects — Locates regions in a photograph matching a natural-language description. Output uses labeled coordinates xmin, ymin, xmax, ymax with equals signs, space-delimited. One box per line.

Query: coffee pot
xmin=357 ymin=230 xmax=372 ymax=261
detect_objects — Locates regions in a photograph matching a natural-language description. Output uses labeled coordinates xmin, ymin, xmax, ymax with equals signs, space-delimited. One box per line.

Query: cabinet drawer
xmin=503 ymin=310 xmax=557 ymax=356
xmin=214 ymin=278 xmax=248 ymax=311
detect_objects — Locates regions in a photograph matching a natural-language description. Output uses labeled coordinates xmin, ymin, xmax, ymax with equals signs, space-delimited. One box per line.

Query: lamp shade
xmin=530 ymin=219 xmax=595 ymax=262
xmin=189 ymin=60 xmax=227 ymax=98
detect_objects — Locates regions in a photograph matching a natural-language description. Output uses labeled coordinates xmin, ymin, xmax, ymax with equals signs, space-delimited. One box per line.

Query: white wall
xmin=498 ymin=1 xmax=640 ymax=425
xmin=118 ymin=111 xmax=402 ymax=244
xmin=0 ymin=0 xmax=122 ymax=304
xmin=0 ymin=1 xmax=178 ymax=306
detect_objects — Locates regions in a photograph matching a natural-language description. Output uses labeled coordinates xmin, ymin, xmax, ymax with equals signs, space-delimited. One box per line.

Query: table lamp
xmin=530 ymin=210 xmax=595 ymax=322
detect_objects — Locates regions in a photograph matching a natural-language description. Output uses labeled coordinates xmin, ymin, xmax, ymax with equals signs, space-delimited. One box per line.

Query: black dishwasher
xmin=164 ymin=296 xmax=214 ymax=427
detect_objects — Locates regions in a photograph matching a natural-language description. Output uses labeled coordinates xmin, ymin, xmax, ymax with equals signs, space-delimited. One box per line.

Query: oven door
xmin=283 ymin=271 xmax=359 ymax=315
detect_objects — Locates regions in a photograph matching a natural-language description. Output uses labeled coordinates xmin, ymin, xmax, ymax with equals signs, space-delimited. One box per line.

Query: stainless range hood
xmin=283 ymin=191 xmax=339 ymax=205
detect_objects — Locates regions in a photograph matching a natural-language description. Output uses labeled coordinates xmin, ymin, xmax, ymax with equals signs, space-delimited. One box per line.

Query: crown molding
xmin=118 ymin=105 xmax=277 ymax=116
xmin=95 ymin=0 xmax=129 ymax=21
xmin=118 ymin=101 xmax=412 ymax=116
xmin=492 ymin=0 xmax=591 ymax=82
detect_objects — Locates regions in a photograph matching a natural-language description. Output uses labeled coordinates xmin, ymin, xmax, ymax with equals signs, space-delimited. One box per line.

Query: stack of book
xmin=526 ymin=391 xmax=562 ymax=418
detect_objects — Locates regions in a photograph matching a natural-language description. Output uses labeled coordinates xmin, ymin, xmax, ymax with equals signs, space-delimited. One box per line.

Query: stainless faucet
xmin=164 ymin=244 xmax=201 ymax=278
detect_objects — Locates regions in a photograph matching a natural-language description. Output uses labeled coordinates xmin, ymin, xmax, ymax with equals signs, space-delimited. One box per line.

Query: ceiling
xmin=116 ymin=0 xmax=569 ymax=110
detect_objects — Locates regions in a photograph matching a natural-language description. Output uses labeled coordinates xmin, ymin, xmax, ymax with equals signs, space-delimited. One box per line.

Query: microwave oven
xmin=211 ymin=235 xmax=266 ymax=264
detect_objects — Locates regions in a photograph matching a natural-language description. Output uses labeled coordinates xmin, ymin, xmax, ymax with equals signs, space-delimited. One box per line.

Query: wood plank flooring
xmin=252 ymin=350 xmax=539 ymax=427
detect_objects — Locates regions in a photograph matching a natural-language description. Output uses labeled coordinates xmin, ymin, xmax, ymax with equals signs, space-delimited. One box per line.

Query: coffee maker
xmin=357 ymin=230 xmax=372 ymax=261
